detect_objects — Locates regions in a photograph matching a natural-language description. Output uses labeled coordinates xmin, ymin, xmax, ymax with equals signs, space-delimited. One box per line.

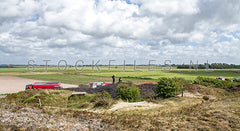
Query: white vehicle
xmin=89 ymin=82 xmax=112 ymax=88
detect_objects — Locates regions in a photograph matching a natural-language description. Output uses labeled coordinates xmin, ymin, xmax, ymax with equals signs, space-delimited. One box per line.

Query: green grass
xmin=0 ymin=67 xmax=239 ymax=85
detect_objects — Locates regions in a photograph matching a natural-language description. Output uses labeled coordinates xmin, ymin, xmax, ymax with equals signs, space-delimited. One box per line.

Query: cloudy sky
xmin=0 ymin=0 xmax=240 ymax=65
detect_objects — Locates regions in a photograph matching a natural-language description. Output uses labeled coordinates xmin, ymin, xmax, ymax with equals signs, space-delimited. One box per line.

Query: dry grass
xmin=96 ymin=96 xmax=240 ymax=130
xmin=1 ymin=84 xmax=240 ymax=130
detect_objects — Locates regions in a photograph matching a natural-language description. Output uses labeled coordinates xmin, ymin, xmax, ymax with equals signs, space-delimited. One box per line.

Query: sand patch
xmin=0 ymin=76 xmax=78 ymax=94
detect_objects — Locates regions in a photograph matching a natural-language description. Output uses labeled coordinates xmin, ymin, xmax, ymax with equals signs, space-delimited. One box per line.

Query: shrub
xmin=126 ymin=86 xmax=141 ymax=102
xmin=116 ymin=84 xmax=140 ymax=102
xmin=173 ymin=77 xmax=186 ymax=92
xmin=154 ymin=77 xmax=184 ymax=98
xmin=102 ymin=90 xmax=111 ymax=98
xmin=215 ymin=80 xmax=233 ymax=88
xmin=91 ymin=90 xmax=111 ymax=103
xmin=196 ymin=76 xmax=233 ymax=88
xmin=116 ymin=84 xmax=128 ymax=100
xmin=67 ymin=94 xmax=97 ymax=109
xmin=196 ymin=76 xmax=216 ymax=87
xmin=93 ymin=98 xmax=115 ymax=109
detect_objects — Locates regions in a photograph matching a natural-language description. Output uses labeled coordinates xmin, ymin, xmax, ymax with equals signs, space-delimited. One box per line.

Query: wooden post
xmin=181 ymin=85 xmax=184 ymax=97
xmin=39 ymin=98 xmax=41 ymax=107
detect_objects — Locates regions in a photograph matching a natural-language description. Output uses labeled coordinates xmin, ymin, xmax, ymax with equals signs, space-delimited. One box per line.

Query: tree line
xmin=177 ymin=63 xmax=240 ymax=69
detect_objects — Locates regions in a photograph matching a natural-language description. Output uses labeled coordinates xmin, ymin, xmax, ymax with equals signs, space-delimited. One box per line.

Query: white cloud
xmin=138 ymin=0 xmax=199 ymax=16
xmin=0 ymin=0 xmax=240 ymax=65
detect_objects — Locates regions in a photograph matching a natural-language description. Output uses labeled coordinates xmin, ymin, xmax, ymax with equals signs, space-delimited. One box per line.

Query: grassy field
xmin=0 ymin=66 xmax=239 ymax=86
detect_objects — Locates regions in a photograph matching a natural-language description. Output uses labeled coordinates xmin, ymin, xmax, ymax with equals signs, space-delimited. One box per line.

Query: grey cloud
xmin=197 ymin=0 xmax=240 ymax=24
xmin=0 ymin=45 xmax=15 ymax=54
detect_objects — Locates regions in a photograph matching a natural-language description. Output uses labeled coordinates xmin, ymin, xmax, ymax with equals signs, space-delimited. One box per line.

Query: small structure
xmin=0 ymin=64 xmax=11 ymax=68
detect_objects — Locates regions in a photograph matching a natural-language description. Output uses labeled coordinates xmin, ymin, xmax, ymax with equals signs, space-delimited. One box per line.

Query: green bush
xmin=216 ymin=80 xmax=233 ymax=88
xmin=127 ymin=86 xmax=141 ymax=102
xmin=196 ymin=76 xmax=233 ymax=88
xmin=102 ymin=90 xmax=111 ymax=98
xmin=116 ymin=84 xmax=128 ymax=100
xmin=116 ymin=84 xmax=140 ymax=102
xmin=154 ymin=77 xmax=184 ymax=98
xmin=196 ymin=76 xmax=216 ymax=87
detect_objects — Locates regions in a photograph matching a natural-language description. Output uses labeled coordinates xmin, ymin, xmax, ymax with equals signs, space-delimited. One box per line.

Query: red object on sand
xmin=25 ymin=82 xmax=62 ymax=90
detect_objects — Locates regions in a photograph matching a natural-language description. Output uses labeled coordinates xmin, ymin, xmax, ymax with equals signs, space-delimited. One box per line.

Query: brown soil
xmin=134 ymin=82 xmax=157 ymax=85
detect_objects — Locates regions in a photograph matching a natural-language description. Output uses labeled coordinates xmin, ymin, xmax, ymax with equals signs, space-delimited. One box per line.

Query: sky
xmin=0 ymin=0 xmax=240 ymax=65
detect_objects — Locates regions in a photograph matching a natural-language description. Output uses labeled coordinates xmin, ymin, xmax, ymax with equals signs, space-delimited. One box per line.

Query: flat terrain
xmin=0 ymin=76 xmax=77 ymax=94
xmin=0 ymin=67 xmax=239 ymax=94
xmin=0 ymin=67 xmax=239 ymax=86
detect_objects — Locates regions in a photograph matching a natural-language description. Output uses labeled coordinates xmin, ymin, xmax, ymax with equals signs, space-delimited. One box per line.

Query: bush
xmin=196 ymin=76 xmax=233 ymax=88
xmin=93 ymin=98 xmax=115 ymax=109
xmin=127 ymin=86 xmax=141 ymax=102
xmin=154 ymin=77 xmax=184 ymax=98
xmin=196 ymin=76 xmax=216 ymax=87
xmin=116 ymin=84 xmax=140 ymax=102
xmin=215 ymin=80 xmax=233 ymax=88
xmin=67 ymin=94 xmax=97 ymax=109
xmin=116 ymin=84 xmax=128 ymax=100
xmin=100 ymin=90 xmax=111 ymax=98
xmin=103 ymin=91 xmax=111 ymax=98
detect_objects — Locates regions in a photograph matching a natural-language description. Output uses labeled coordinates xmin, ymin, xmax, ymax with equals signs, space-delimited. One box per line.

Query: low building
xmin=0 ymin=64 xmax=12 ymax=68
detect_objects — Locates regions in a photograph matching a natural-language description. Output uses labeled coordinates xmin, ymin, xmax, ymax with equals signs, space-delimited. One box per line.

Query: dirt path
xmin=0 ymin=76 xmax=78 ymax=94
